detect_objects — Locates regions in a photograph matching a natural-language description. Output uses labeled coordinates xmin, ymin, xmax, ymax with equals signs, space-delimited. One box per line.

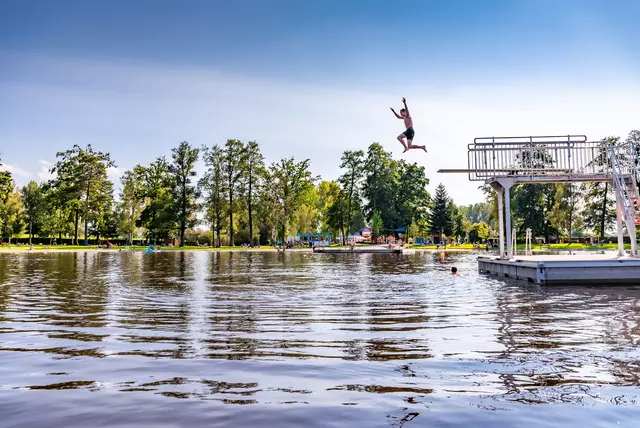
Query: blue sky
xmin=1 ymin=0 xmax=640 ymax=204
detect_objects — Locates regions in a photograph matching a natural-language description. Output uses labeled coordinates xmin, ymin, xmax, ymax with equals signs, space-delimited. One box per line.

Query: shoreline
xmin=0 ymin=246 xmax=612 ymax=254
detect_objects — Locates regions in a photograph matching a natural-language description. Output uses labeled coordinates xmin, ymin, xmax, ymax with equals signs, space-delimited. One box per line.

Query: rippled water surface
xmin=1 ymin=251 xmax=639 ymax=427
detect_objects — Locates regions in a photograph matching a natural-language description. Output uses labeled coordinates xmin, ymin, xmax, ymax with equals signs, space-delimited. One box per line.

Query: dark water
xmin=1 ymin=251 xmax=639 ymax=427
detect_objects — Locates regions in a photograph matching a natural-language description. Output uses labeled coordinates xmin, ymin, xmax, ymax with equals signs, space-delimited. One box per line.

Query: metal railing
xmin=466 ymin=135 xmax=611 ymax=181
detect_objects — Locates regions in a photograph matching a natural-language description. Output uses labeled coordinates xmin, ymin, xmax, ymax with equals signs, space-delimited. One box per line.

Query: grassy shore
xmin=0 ymin=242 xmax=626 ymax=253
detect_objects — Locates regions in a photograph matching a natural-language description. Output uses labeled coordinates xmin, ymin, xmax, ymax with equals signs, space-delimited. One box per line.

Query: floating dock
xmin=478 ymin=254 xmax=640 ymax=285
xmin=313 ymin=247 xmax=411 ymax=254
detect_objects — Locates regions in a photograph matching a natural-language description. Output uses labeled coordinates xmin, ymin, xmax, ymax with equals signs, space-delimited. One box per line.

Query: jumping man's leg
xmin=409 ymin=141 xmax=428 ymax=153
xmin=397 ymin=134 xmax=409 ymax=152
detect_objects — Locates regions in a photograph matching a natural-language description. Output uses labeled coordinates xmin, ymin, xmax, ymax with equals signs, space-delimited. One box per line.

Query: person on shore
xmin=390 ymin=97 xmax=427 ymax=154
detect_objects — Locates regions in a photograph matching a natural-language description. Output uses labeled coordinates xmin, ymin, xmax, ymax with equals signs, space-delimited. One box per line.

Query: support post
xmin=505 ymin=184 xmax=513 ymax=258
xmin=491 ymin=182 xmax=505 ymax=258
xmin=615 ymin=197 xmax=625 ymax=257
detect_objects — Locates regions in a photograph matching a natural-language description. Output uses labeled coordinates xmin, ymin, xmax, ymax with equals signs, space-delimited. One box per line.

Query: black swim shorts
xmin=402 ymin=127 xmax=415 ymax=140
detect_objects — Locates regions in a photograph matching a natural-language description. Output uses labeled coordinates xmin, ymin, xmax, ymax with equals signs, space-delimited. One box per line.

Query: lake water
xmin=0 ymin=251 xmax=639 ymax=427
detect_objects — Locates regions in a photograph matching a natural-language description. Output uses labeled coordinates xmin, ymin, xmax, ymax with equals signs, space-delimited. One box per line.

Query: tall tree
xmin=337 ymin=150 xmax=365 ymax=244
xmin=119 ymin=168 xmax=146 ymax=245
xmin=266 ymin=158 xmax=315 ymax=248
xmin=137 ymin=157 xmax=177 ymax=243
xmin=169 ymin=141 xmax=200 ymax=247
xmin=200 ymin=145 xmax=228 ymax=247
xmin=362 ymin=143 xmax=398 ymax=228
xmin=244 ymin=141 xmax=264 ymax=247
xmin=394 ymin=161 xmax=430 ymax=229
xmin=50 ymin=144 xmax=115 ymax=245
xmin=21 ymin=181 xmax=46 ymax=245
xmin=429 ymin=183 xmax=454 ymax=238
xmin=222 ymin=139 xmax=246 ymax=246
xmin=317 ymin=180 xmax=341 ymax=234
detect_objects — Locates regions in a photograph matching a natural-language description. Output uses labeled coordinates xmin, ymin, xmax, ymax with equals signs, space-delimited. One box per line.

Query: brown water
xmin=0 ymin=251 xmax=639 ymax=427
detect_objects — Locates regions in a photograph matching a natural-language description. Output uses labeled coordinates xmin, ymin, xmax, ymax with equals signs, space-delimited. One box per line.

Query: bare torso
xmin=404 ymin=115 xmax=413 ymax=129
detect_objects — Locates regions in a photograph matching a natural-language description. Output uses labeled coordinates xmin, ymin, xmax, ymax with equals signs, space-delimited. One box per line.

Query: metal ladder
xmin=609 ymin=142 xmax=639 ymax=256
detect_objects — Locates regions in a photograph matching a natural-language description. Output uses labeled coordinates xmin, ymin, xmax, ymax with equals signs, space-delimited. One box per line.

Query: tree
xmin=449 ymin=204 xmax=467 ymax=242
xmin=581 ymin=137 xmax=621 ymax=240
xmin=394 ymin=161 xmax=430 ymax=230
xmin=337 ymin=150 xmax=365 ymax=244
xmin=370 ymin=210 xmax=384 ymax=242
xmin=0 ymin=188 xmax=25 ymax=244
xmin=429 ymin=183 xmax=454 ymax=238
xmin=266 ymin=158 xmax=315 ymax=248
xmin=222 ymin=139 xmax=246 ymax=246
xmin=362 ymin=143 xmax=398 ymax=229
xmin=50 ymin=144 xmax=115 ymax=245
xmin=244 ymin=141 xmax=264 ymax=247
xmin=317 ymin=180 xmax=341 ymax=234
xmin=549 ymin=183 xmax=582 ymax=242
xmin=169 ymin=141 xmax=200 ymax=247
xmin=21 ymin=181 xmax=46 ymax=245
xmin=469 ymin=222 xmax=490 ymax=243
xmin=137 ymin=157 xmax=177 ymax=243
xmin=119 ymin=168 xmax=146 ymax=245
xmin=200 ymin=145 xmax=228 ymax=247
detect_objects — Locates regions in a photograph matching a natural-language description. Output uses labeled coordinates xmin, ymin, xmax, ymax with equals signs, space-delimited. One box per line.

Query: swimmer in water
xmin=451 ymin=267 xmax=458 ymax=275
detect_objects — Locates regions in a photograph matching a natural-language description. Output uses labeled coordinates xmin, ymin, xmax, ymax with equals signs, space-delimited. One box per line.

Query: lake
xmin=0 ymin=251 xmax=638 ymax=427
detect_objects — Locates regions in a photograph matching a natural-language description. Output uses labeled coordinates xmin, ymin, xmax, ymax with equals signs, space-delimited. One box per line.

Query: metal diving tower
xmin=439 ymin=135 xmax=640 ymax=258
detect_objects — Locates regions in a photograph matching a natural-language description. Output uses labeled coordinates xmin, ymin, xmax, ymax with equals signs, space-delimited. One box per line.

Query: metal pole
xmin=505 ymin=184 xmax=513 ymax=258
xmin=615 ymin=189 xmax=625 ymax=257
xmin=493 ymin=183 xmax=505 ymax=258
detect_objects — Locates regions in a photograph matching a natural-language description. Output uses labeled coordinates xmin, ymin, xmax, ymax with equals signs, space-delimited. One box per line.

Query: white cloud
xmin=107 ymin=166 xmax=124 ymax=181
xmin=0 ymin=163 xmax=32 ymax=180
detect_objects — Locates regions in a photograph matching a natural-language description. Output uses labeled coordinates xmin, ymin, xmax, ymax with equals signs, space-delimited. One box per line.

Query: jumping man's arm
xmin=402 ymin=97 xmax=410 ymax=116
xmin=390 ymin=107 xmax=402 ymax=119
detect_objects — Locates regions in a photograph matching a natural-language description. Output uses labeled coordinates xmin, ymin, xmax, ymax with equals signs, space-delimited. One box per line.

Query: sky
xmin=1 ymin=0 xmax=640 ymax=204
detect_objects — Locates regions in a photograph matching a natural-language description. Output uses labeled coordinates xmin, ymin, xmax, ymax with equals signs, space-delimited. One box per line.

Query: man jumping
xmin=390 ymin=97 xmax=427 ymax=153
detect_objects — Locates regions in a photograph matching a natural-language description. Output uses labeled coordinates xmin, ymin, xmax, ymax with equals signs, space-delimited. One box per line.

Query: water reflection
xmin=1 ymin=251 xmax=639 ymax=427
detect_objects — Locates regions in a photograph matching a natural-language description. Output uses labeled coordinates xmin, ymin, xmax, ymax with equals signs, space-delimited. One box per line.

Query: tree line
xmin=0 ymin=141 xmax=437 ymax=246
xmin=2 ymin=131 xmax=637 ymax=246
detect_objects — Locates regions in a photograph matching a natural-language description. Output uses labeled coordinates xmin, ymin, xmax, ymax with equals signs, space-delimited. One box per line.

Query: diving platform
xmin=438 ymin=134 xmax=640 ymax=285
xmin=478 ymin=254 xmax=640 ymax=285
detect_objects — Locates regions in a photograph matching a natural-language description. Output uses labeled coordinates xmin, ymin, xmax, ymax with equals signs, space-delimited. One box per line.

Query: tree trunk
xmin=600 ymin=182 xmax=608 ymax=241
xmin=84 ymin=176 xmax=91 ymax=245
xmin=29 ymin=221 xmax=33 ymax=246
xmin=248 ymin=170 xmax=253 ymax=247
xmin=74 ymin=208 xmax=79 ymax=245
xmin=229 ymin=185 xmax=234 ymax=247
xmin=180 ymin=178 xmax=186 ymax=247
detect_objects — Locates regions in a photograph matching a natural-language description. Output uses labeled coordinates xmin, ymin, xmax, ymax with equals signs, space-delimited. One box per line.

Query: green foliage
xmin=265 ymin=157 xmax=316 ymax=245
xmin=169 ymin=141 xmax=200 ymax=246
xmin=337 ymin=150 xmax=365 ymax=244
xmin=362 ymin=143 xmax=398 ymax=228
xmin=21 ymin=181 xmax=46 ymax=243
xmin=222 ymin=139 xmax=246 ymax=246
xmin=244 ymin=141 xmax=265 ymax=246
xmin=118 ymin=168 xmax=145 ymax=244
xmin=137 ymin=157 xmax=177 ymax=242
xmin=200 ymin=145 xmax=228 ymax=247
xmin=429 ymin=183 xmax=454 ymax=237
xmin=370 ymin=210 xmax=384 ymax=241
xmin=468 ymin=222 xmax=490 ymax=242
xmin=50 ymin=144 xmax=116 ymax=244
